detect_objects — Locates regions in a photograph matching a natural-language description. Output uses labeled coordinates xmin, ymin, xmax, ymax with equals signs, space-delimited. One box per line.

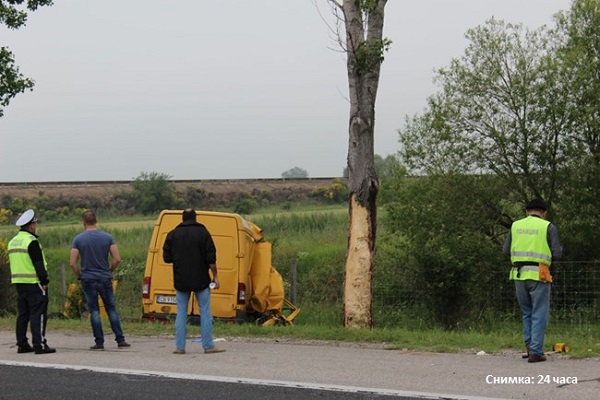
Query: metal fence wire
xmin=283 ymin=259 xmax=600 ymax=328
xmin=550 ymin=261 xmax=600 ymax=325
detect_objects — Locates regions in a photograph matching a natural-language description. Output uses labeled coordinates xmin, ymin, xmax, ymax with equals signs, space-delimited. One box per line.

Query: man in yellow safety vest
xmin=503 ymin=198 xmax=562 ymax=363
xmin=8 ymin=209 xmax=56 ymax=354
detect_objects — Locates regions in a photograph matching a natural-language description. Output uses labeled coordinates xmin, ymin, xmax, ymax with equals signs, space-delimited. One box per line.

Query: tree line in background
xmin=0 ymin=172 xmax=350 ymax=222
xmin=0 ymin=154 xmax=402 ymax=224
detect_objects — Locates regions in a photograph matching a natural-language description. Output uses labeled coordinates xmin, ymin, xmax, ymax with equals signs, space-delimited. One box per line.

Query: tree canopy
xmin=281 ymin=166 xmax=309 ymax=179
xmin=0 ymin=0 xmax=53 ymax=117
xmin=377 ymin=0 xmax=600 ymax=327
xmin=399 ymin=18 xmax=573 ymax=207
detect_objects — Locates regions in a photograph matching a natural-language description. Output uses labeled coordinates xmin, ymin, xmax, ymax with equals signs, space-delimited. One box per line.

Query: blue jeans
xmin=514 ymin=280 xmax=551 ymax=355
xmin=175 ymin=288 xmax=214 ymax=351
xmin=81 ymin=279 xmax=126 ymax=346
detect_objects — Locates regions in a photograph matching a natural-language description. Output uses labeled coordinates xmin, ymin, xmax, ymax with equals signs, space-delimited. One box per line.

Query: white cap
xmin=15 ymin=209 xmax=38 ymax=227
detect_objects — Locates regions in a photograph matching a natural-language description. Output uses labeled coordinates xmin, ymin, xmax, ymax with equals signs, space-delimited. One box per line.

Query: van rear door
xmin=143 ymin=211 xmax=244 ymax=321
xmin=188 ymin=213 xmax=239 ymax=319
xmin=142 ymin=212 xmax=180 ymax=319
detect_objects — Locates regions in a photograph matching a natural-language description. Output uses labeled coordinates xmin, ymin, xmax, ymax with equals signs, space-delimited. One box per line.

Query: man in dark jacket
xmin=162 ymin=209 xmax=225 ymax=355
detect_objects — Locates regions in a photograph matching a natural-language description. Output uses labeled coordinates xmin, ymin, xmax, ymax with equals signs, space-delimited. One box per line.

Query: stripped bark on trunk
xmin=333 ymin=0 xmax=388 ymax=328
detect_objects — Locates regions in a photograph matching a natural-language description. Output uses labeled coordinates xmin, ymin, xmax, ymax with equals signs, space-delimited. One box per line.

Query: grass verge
xmin=1 ymin=304 xmax=598 ymax=359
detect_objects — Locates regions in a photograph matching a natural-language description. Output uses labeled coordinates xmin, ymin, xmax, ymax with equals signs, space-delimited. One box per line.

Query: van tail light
xmin=142 ymin=277 xmax=151 ymax=299
xmin=237 ymin=283 xmax=246 ymax=305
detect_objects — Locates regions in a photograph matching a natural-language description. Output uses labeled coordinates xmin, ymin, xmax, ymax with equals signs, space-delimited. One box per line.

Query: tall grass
xmin=0 ymin=221 xmax=154 ymax=315
xmin=253 ymin=211 xmax=348 ymax=304
xmin=1 ymin=208 xmax=599 ymax=358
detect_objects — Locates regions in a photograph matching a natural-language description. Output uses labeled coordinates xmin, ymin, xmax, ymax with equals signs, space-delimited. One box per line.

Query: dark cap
xmin=526 ymin=198 xmax=547 ymax=211
xmin=182 ymin=208 xmax=196 ymax=221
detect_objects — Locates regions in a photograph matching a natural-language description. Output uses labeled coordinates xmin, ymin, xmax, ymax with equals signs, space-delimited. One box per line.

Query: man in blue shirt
xmin=70 ymin=210 xmax=130 ymax=350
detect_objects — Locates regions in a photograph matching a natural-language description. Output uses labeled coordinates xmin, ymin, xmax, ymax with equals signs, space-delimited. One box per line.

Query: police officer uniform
xmin=503 ymin=198 xmax=562 ymax=363
xmin=8 ymin=209 xmax=56 ymax=354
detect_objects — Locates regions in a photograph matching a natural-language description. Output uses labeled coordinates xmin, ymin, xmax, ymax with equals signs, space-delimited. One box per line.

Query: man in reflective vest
xmin=8 ymin=209 xmax=56 ymax=354
xmin=503 ymin=198 xmax=562 ymax=363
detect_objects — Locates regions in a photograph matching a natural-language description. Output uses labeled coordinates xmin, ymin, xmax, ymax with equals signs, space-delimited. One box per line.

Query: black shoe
xmin=522 ymin=346 xmax=530 ymax=359
xmin=90 ymin=344 xmax=105 ymax=350
xmin=34 ymin=346 xmax=56 ymax=355
xmin=117 ymin=341 xmax=130 ymax=348
xmin=528 ymin=354 xmax=547 ymax=363
xmin=17 ymin=345 xmax=34 ymax=354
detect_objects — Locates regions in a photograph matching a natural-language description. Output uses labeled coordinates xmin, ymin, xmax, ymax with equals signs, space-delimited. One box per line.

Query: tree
xmin=552 ymin=0 xmax=600 ymax=260
xmin=281 ymin=166 xmax=309 ymax=179
xmin=131 ymin=171 xmax=176 ymax=215
xmin=399 ymin=19 xmax=570 ymax=211
xmin=328 ymin=0 xmax=391 ymax=328
xmin=0 ymin=0 xmax=53 ymax=117
xmin=380 ymin=173 xmax=510 ymax=328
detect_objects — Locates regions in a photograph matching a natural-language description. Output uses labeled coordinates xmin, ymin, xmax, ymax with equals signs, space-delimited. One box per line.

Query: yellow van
xmin=142 ymin=210 xmax=299 ymax=325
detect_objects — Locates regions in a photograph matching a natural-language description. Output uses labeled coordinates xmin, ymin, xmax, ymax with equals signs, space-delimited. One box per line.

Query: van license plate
xmin=156 ymin=296 xmax=177 ymax=304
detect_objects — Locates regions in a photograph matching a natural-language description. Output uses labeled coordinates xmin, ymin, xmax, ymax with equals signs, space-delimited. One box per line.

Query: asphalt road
xmin=0 ymin=365 xmax=402 ymax=400
xmin=0 ymin=330 xmax=598 ymax=400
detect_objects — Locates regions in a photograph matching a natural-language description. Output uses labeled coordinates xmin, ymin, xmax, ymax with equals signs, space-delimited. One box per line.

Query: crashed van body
xmin=142 ymin=210 xmax=298 ymax=325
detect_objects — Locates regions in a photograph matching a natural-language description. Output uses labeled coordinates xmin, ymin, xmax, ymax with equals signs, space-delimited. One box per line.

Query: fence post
xmin=290 ymin=259 xmax=297 ymax=304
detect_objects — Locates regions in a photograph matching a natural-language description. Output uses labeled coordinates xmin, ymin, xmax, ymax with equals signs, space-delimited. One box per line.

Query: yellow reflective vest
xmin=8 ymin=231 xmax=47 ymax=284
xmin=509 ymin=216 xmax=552 ymax=281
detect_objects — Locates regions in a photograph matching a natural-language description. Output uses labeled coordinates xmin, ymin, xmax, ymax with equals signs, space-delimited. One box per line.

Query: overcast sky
xmin=0 ymin=0 xmax=572 ymax=183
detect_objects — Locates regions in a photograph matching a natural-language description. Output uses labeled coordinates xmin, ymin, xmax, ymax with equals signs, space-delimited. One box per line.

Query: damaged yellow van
xmin=141 ymin=210 xmax=299 ymax=325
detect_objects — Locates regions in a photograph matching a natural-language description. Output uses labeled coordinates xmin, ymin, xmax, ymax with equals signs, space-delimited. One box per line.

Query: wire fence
xmin=549 ymin=261 xmax=600 ymax=325
xmin=282 ymin=260 xmax=600 ymax=329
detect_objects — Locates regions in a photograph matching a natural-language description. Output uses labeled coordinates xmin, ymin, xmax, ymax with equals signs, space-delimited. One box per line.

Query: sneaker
xmin=90 ymin=344 xmax=105 ymax=350
xmin=34 ymin=346 xmax=56 ymax=355
xmin=117 ymin=341 xmax=131 ymax=348
xmin=528 ymin=354 xmax=547 ymax=363
xmin=173 ymin=349 xmax=185 ymax=355
xmin=17 ymin=345 xmax=34 ymax=354
xmin=204 ymin=347 xmax=225 ymax=354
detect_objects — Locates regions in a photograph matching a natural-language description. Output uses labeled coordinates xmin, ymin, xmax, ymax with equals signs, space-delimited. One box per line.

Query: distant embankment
xmin=0 ymin=177 xmax=343 ymax=200
xmin=0 ymin=177 xmax=340 ymax=187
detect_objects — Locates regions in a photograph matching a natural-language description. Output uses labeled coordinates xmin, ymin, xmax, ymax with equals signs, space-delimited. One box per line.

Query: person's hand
xmin=42 ymin=285 xmax=48 ymax=292
xmin=213 ymin=277 xmax=220 ymax=290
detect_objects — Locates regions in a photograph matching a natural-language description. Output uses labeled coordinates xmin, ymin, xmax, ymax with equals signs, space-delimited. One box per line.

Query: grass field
xmin=1 ymin=206 xmax=599 ymax=359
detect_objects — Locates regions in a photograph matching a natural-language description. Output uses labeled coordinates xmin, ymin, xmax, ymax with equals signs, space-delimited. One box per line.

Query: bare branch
xmin=326 ymin=0 xmax=343 ymax=9
xmin=316 ymin=0 xmax=346 ymax=53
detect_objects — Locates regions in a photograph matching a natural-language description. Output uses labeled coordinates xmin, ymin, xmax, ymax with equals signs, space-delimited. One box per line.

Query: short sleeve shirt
xmin=72 ymin=230 xmax=116 ymax=280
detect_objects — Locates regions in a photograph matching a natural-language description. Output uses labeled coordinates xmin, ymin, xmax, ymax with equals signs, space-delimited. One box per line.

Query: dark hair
xmin=182 ymin=208 xmax=196 ymax=221
xmin=526 ymin=198 xmax=547 ymax=211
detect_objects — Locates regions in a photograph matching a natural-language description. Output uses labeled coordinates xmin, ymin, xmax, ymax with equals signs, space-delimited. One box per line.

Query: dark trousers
xmin=15 ymin=283 xmax=49 ymax=350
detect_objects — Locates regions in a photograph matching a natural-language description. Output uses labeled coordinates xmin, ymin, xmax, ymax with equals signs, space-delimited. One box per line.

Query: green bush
xmin=130 ymin=172 xmax=176 ymax=214
xmin=379 ymin=174 xmax=509 ymax=329
xmin=0 ymin=239 xmax=17 ymax=316
xmin=309 ymin=179 xmax=348 ymax=203
xmin=233 ymin=196 xmax=258 ymax=215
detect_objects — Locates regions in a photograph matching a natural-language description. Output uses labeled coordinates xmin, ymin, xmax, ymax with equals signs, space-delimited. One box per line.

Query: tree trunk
xmin=340 ymin=0 xmax=387 ymax=328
